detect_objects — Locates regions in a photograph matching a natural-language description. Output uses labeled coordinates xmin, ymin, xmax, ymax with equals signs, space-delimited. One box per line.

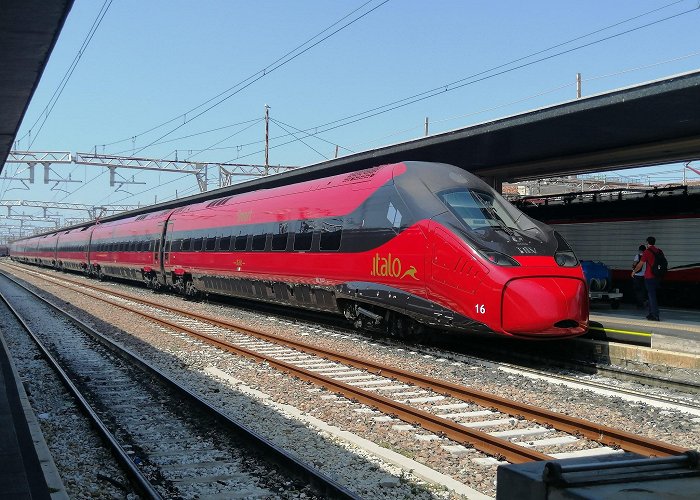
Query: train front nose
xmin=501 ymin=277 xmax=588 ymax=337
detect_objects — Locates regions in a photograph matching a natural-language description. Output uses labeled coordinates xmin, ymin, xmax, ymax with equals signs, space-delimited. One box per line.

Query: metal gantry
xmin=4 ymin=151 xmax=298 ymax=193
xmin=1 ymin=150 xmax=299 ymax=238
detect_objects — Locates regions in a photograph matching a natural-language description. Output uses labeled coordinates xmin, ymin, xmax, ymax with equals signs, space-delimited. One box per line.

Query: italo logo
xmin=371 ymin=253 xmax=419 ymax=280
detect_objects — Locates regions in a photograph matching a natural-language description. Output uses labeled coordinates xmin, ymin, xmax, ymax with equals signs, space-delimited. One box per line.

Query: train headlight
xmin=480 ymin=250 xmax=520 ymax=266
xmin=555 ymin=250 xmax=578 ymax=267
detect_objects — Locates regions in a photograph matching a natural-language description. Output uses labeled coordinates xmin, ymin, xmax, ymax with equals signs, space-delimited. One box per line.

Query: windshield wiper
xmin=472 ymin=192 xmax=514 ymax=235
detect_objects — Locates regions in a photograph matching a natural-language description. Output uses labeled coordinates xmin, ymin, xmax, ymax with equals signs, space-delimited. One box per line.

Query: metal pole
xmin=576 ymin=73 xmax=582 ymax=98
xmin=335 ymin=145 xmax=339 ymax=158
xmin=264 ymin=104 xmax=270 ymax=169
xmin=424 ymin=117 xmax=429 ymax=136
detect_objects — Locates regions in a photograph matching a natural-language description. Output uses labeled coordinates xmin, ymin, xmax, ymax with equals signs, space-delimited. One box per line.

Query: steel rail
xmin=0 ymin=271 xmax=358 ymax=499
xmin=10 ymin=270 xmax=549 ymax=463
xmin=6 ymin=265 xmax=690 ymax=460
xmin=0 ymin=283 xmax=163 ymax=499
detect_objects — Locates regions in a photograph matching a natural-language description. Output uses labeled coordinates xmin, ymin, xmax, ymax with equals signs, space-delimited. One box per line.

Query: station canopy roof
xmin=144 ymin=69 xmax=700 ymax=216
xmin=0 ymin=0 xmax=74 ymax=173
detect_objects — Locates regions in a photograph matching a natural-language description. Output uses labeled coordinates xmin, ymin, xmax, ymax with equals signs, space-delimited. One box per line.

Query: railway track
xmin=0 ymin=271 xmax=355 ymax=499
xmin=2 ymin=264 xmax=689 ymax=467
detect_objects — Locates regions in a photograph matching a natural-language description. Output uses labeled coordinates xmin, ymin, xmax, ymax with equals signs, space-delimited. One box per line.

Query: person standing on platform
xmin=632 ymin=236 xmax=662 ymax=321
xmin=632 ymin=244 xmax=647 ymax=309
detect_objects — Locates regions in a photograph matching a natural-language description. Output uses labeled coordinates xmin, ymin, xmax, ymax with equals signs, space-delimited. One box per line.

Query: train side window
xmin=219 ymin=235 xmax=231 ymax=251
xmin=252 ymin=233 xmax=267 ymax=251
xmin=171 ymin=239 xmax=182 ymax=252
xmin=234 ymin=235 xmax=248 ymax=251
xmin=271 ymin=222 xmax=288 ymax=251
xmin=193 ymin=237 xmax=204 ymax=252
xmin=153 ymin=240 xmax=159 ymax=253
xmin=294 ymin=220 xmax=314 ymax=251
xmin=205 ymin=237 xmax=217 ymax=251
xmin=181 ymin=238 xmax=191 ymax=251
xmin=320 ymin=220 xmax=342 ymax=251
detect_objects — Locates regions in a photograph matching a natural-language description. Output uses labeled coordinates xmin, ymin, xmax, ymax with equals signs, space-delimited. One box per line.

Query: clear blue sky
xmin=4 ymin=0 xmax=700 ymax=227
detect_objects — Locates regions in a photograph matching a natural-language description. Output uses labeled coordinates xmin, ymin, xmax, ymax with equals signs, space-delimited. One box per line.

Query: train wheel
xmin=185 ymin=280 xmax=202 ymax=301
xmin=387 ymin=311 xmax=425 ymax=342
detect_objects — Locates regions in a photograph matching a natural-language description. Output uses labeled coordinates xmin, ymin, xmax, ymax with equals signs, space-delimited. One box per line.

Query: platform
xmin=0 ymin=332 xmax=66 ymax=499
xmin=589 ymin=303 xmax=700 ymax=353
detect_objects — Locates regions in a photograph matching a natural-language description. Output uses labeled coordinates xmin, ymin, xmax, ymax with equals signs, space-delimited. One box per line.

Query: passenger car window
xmin=219 ymin=236 xmax=231 ymax=251
xmin=271 ymin=223 xmax=288 ymax=251
xmin=234 ymin=235 xmax=248 ymax=251
xmin=293 ymin=220 xmax=314 ymax=251
xmin=319 ymin=219 xmax=342 ymax=251
xmin=252 ymin=233 xmax=267 ymax=251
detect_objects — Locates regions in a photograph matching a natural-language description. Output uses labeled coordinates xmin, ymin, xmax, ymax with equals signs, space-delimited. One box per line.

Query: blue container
xmin=580 ymin=260 xmax=611 ymax=291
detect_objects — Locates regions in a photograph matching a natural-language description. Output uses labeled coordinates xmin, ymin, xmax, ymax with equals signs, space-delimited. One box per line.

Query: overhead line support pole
xmin=264 ymin=104 xmax=270 ymax=175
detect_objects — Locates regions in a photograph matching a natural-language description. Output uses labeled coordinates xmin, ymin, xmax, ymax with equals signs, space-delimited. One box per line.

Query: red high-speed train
xmin=9 ymin=162 xmax=589 ymax=339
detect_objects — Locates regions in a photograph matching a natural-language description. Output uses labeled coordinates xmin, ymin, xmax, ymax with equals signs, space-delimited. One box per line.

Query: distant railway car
xmin=55 ymin=226 xmax=93 ymax=273
xmin=35 ymin=232 xmax=59 ymax=267
xmin=514 ymin=185 xmax=700 ymax=307
xmin=0 ymin=245 xmax=8 ymax=257
xmin=10 ymin=162 xmax=589 ymax=339
xmin=88 ymin=209 xmax=169 ymax=284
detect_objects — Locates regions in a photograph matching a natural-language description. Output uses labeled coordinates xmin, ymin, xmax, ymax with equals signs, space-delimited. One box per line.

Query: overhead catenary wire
xmin=15 ymin=0 xmax=113 ymax=149
xmin=111 ymin=117 xmax=261 ymax=156
xmin=223 ymin=3 xmax=700 ymax=163
xmin=270 ymin=119 xmax=329 ymax=161
xmin=101 ymin=0 xmax=390 ymax=154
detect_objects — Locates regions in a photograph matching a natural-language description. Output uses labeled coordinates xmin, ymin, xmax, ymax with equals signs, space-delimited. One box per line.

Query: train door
xmin=86 ymin=227 xmax=94 ymax=272
xmin=158 ymin=218 xmax=173 ymax=286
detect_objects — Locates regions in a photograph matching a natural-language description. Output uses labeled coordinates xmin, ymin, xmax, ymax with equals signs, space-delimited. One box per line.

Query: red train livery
xmin=10 ymin=161 xmax=589 ymax=339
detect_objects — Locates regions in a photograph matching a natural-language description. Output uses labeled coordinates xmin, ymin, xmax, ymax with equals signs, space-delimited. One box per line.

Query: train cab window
xmin=181 ymin=238 xmax=191 ymax=251
xmin=252 ymin=233 xmax=268 ymax=251
xmin=234 ymin=235 xmax=248 ymax=251
xmin=193 ymin=237 xmax=204 ymax=252
xmin=294 ymin=220 xmax=314 ymax=251
xmin=320 ymin=220 xmax=342 ymax=251
xmin=219 ymin=236 xmax=231 ymax=251
xmin=387 ymin=202 xmax=402 ymax=229
xmin=439 ymin=189 xmax=518 ymax=231
xmin=205 ymin=237 xmax=217 ymax=251
xmin=271 ymin=223 xmax=288 ymax=251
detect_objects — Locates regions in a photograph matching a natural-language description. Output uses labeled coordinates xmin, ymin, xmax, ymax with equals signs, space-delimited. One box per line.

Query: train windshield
xmin=439 ymin=189 xmax=524 ymax=232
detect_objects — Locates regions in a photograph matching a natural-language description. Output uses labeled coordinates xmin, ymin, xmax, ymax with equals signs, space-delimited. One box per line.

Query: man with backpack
xmin=631 ymin=236 xmax=666 ymax=321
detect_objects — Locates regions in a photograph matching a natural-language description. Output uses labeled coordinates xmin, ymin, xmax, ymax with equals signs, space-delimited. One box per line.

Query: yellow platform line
xmin=589 ymin=325 xmax=652 ymax=338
